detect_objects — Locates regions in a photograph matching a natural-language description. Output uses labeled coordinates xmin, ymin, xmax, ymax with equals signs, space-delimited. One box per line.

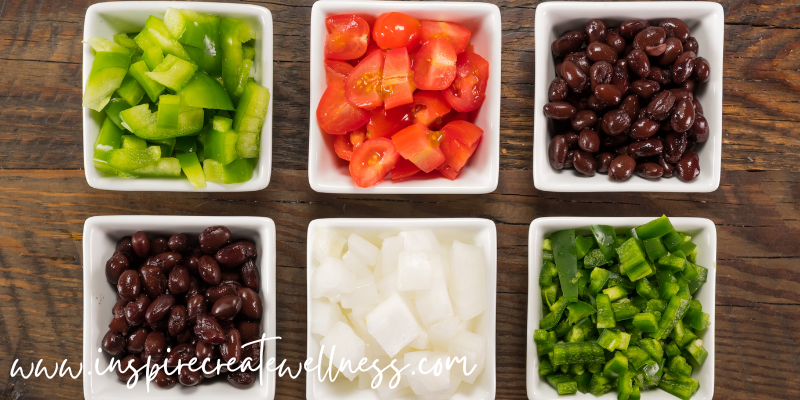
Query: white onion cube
xmin=448 ymin=241 xmax=485 ymax=320
xmin=400 ymin=230 xmax=440 ymax=252
xmin=404 ymin=351 xmax=451 ymax=397
xmin=313 ymin=228 xmax=347 ymax=263
xmin=310 ymin=299 xmax=343 ymax=336
xmin=342 ymin=250 xmax=372 ymax=278
xmin=413 ymin=273 xmax=454 ymax=326
xmin=348 ymin=233 xmax=380 ymax=266
xmin=341 ymin=275 xmax=380 ymax=309
xmin=427 ymin=317 xmax=462 ymax=351
xmin=397 ymin=251 xmax=432 ymax=291
xmin=320 ymin=321 xmax=365 ymax=381
xmin=366 ymin=293 xmax=423 ymax=357
xmin=447 ymin=330 xmax=486 ymax=384
xmin=311 ymin=257 xmax=356 ymax=299
xmin=381 ymin=236 xmax=405 ymax=276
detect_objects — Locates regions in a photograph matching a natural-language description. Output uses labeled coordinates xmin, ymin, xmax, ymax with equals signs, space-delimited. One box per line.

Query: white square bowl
xmin=82 ymin=2 xmax=274 ymax=192
xmin=305 ymin=218 xmax=497 ymax=399
xmin=526 ymin=217 xmax=716 ymax=400
xmin=82 ymin=215 xmax=276 ymax=400
xmin=533 ymin=2 xmax=724 ymax=192
xmin=308 ymin=1 xmax=501 ymax=194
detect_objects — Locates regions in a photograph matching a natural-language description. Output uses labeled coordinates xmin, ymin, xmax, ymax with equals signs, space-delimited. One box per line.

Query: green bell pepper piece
xmin=687 ymin=264 xmax=708 ymax=294
xmin=556 ymin=380 xmax=577 ymax=395
xmin=685 ymin=310 xmax=710 ymax=331
xmin=657 ymin=270 xmax=680 ymax=299
xmin=115 ymin=74 xmax=145 ymax=106
xmin=603 ymin=351 xmax=628 ymax=377
xmin=113 ymin=34 xmax=139 ymax=51
xmin=591 ymin=225 xmax=618 ymax=260
xmin=553 ymin=342 xmax=605 ymax=366
xmin=243 ymin=43 xmax=255 ymax=61
xmin=566 ymin=301 xmax=596 ymax=325
xmin=131 ymin=157 xmax=181 ymax=177
xmin=157 ymin=94 xmax=181 ymax=130
xmin=665 ymin=342 xmax=681 ymax=358
xmin=553 ymin=319 xmax=572 ymax=338
xmin=205 ymin=116 xmax=238 ymax=164
xmin=653 ymin=296 xmax=691 ymax=340
xmin=575 ymin=371 xmax=591 ymax=393
xmin=670 ymin=320 xmax=698 ymax=349
xmin=542 ymin=238 xmax=553 ymax=251
xmin=632 ymin=313 xmax=659 ymax=332
xmin=659 ymin=371 xmax=700 ymax=400
xmin=129 ymin=60 xmax=165 ymax=102
xmin=552 ymin=229 xmax=579 ymax=302
xmin=203 ymin=158 xmax=254 ymax=184
xmin=607 ymin=272 xmax=635 ymax=290
xmin=624 ymin=346 xmax=652 ymax=371
xmin=646 ymin=299 xmax=667 ymax=315
xmin=146 ymin=54 xmax=198 ymax=91
xmin=165 ymin=8 xmax=220 ymax=49
xmin=638 ymin=338 xmax=664 ymax=362
xmin=662 ymin=231 xmax=684 ymax=252
xmin=540 ymin=261 xmax=558 ymax=286
xmin=121 ymin=135 xmax=147 ymax=149
xmin=658 ymin=253 xmax=687 ymax=272
xmin=543 ymin=250 xmax=554 ymax=262
xmin=666 ymin=355 xmax=693 ymax=377
xmin=588 ymin=267 xmax=610 ymax=295
xmin=220 ymin=17 xmax=255 ymax=99
xmin=635 ymin=278 xmax=660 ymax=300
xmin=93 ymin=117 xmax=124 ymax=174
xmin=234 ymin=81 xmax=270 ymax=158
xmin=103 ymin=97 xmax=131 ymax=131
xmin=142 ymin=46 xmax=164 ymax=70
xmin=149 ymin=138 xmax=176 ymax=156
xmin=178 ymin=72 xmax=234 ymax=110
xmin=134 ymin=16 xmax=191 ymax=61
xmin=617 ymin=369 xmax=636 ymax=400
xmin=602 ymin=286 xmax=627 ymax=302
xmin=682 ymin=261 xmax=699 ymax=281
xmin=635 ymin=215 xmax=676 ymax=240
xmin=83 ymin=51 xmax=131 ymax=111
xmin=120 ymin=103 xmax=204 ymax=140
xmin=541 ymin=296 xmax=571 ymax=330
xmin=86 ymin=37 xmax=133 ymax=56
xmin=545 ymin=373 xmax=573 ymax=388
xmin=174 ymin=136 xmax=197 ymax=154
xmin=176 ymin=152 xmax=207 ymax=189
xmin=595 ymin=293 xmax=616 ymax=329
xmin=626 ymin=262 xmax=654 ymax=282
xmin=597 ymin=329 xmax=624 ymax=352
xmin=107 ymin=146 xmax=161 ymax=172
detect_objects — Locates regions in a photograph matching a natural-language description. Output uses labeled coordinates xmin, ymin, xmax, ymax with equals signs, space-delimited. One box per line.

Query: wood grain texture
xmin=0 ymin=1 xmax=798 ymax=399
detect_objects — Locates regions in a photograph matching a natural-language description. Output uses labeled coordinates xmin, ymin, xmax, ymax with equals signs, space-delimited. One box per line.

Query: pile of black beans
xmin=102 ymin=226 xmax=263 ymax=388
xmin=544 ymin=18 xmax=710 ymax=181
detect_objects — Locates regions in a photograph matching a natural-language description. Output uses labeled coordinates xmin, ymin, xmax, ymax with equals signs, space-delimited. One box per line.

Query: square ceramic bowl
xmin=526 ymin=217 xmax=716 ymax=400
xmin=308 ymin=1 xmax=501 ymax=194
xmin=82 ymin=215 xmax=276 ymax=400
xmin=306 ymin=218 xmax=497 ymax=399
xmin=82 ymin=2 xmax=273 ymax=192
xmin=533 ymin=2 xmax=724 ymax=192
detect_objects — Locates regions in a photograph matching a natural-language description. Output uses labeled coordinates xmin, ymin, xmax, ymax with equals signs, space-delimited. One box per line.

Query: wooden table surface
xmin=1 ymin=0 xmax=799 ymax=399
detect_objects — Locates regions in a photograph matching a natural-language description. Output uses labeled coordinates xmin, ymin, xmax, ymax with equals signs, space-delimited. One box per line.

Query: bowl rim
xmin=532 ymin=1 xmax=724 ymax=193
xmin=81 ymin=215 xmax=277 ymax=400
xmin=304 ymin=217 xmax=498 ymax=399
xmin=525 ymin=216 xmax=716 ymax=400
xmin=82 ymin=1 xmax=274 ymax=192
xmin=307 ymin=1 xmax=501 ymax=194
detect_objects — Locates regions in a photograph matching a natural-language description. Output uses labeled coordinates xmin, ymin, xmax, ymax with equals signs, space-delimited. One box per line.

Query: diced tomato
xmin=345 ymin=50 xmax=385 ymax=110
xmin=420 ymin=20 xmax=472 ymax=54
xmin=431 ymin=110 xmax=470 ymax=130
xmin=325 ymin=15 xmax=370 ymax=60
xmin=438 ymin=163 xmax=460 ymax=180
xmin=442 ymin=51 xmax=489 ymax=112
xmin=411 ymin=91 xmax=451 ymax=127
xmin=373 ymin=12 xmax=422 ymax=51
xmin=391 ymin=122 xmax=446 ymax=173
xmin=413 ymin=38 xmax=457 ymax=90
xmin=333 ymin=126 xmax=367 ymax=161
xmin=366 ymin=105 xmax=414 ymax=139
xmin=408 ymin=46 xmax=419 ymax=69
xmin=439 ymin=120 xmax=483 ymax=171
xmin=349 ymin=39 xmax=381 ymax=67
xmin=325 ymin=59 xmax=355 ymax=84
xmin=381 ymin=48 xmax=414 ymax=110
xmin=349 ymin=137 xmax=399 ymax=188
xmin=317 ymin=78 xmax=370 ymax=135
xmin=390 ymin=157 xmax=421 ymax=180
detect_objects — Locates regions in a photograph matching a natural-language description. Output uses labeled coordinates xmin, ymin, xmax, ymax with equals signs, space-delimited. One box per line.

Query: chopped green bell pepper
xmin=552 ymin=229 xmax=579 ymax=302
xmin=131 ymin=157 xmax=181 ymax=177
xmin=83 ymin=51 xmax=131 ymax=111
xmin=205 ymin=116 xmax=238 ymax=164
xmin=176 ymin=152 xmax=207 ymax=189
xmin=684 ymin=339 xmax=708 ymax=367
xmin=566 ymin=301 xmax=596 ymax=325
xmin=542 ymin=282 xmax=559 ymax=308
xmin=540 ymin=261 xmax=558 ymax=286
xmin=603 ymin=351 xmax=628 ymax=377
xmin=115 ymin=74 xmax=146 ymax=106
xmin=142 ymin=46 xmax=164 ymax=70
xmin=632 ymin=313 xmax=658 ymax=332
xmin=539 ymin=358 xmax=554 ymax=376
xmin=203 ymin=158 xmax=254 ymax=184
xmin=612 ymin=298 xmax=639 ymax=321
xmin=595 ymin=293 xmax=616 ymax=329
xmin=588 ymin=267 xmax=610 ymax=295
xmin=602 ymin=286 xmax=627 ymax=302
xmin=107 ymin=146 xmax=161 ymax=172
xmin=164 ymin=8 xmax=222 ymax=75
xmin=119 ymin=103 xmax=204 ymax=140
xmin=624 ymin=346 xmax=652 ymax=371
xmin=575 ymin=371 xmax=592 ymax=393
xmin=86 ymin=37 xmax=133 ymax=56
xmin=174 ymin=136 xmax=197 ymax=154
xmin=113 ymin=34 xmax=139 ymax=51
xmin=666 ymin=355 xmax=693 ymax=377
xmin=583 ymin=248 xmax=609 ymax=268
xmin=146 ymin=54 xmax=198 ymax=91
xmin=220 ymin=17 xmax=255 ymax=99
xmin=659 ymin=370 xmax=699 ymax=400
xmin=134 ymin=16 xmax=191 ymax=61
xmin=653 ymin=296 xmax=691 ymax=340
xmin=616 ymin=237 xmax=647 ymax=275
xmin=121 ymin=135 xmax=147 ymax=149
xmin=157 ymin=94 xmax=181 ymax=129
xmin=149 ymin=138 xmax=176 ymax=156
xmin=643 ymin=237 xmax=668 ymax=262
xmin=541 ymin=296 xmax=571 ymax=330
xmin=178 ymin=72 xmax=234 ymax=110
xmin=638 ymin=338 xmax=664 ymax=362
xmin=575 ymin=235 xmax=596 ymax=259
xmin=129 ymin=60 xmax=165 ymax=102
xmin=597 ymin=329 xmax=625 ymax=352
xmin=93 ymin=117 xmax=125 ymax=173
xmin=103 ymin=97 xmax=131 ymax=131
xmin=233 ymin=81 xmax=270 ymax=158
xmin=589 ymin=373 xmax=614 ymax=396
xmin=658 ymin=253 xmax=687 ymax=272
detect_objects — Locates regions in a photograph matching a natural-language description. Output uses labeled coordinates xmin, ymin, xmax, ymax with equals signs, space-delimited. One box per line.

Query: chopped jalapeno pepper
xmin=552 ymin=229 xmax=579 ymax=301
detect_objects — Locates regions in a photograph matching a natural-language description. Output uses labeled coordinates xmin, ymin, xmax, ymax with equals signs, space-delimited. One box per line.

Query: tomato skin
xmin=325 ymin=15 xmax=370 ymax=60
xmin=366 ymin=105 xmax=414 ymax=140
xmin=420 ymin=20 xmax=472 ymax=54
xmin=390 ymin=157 xmax=421 ymax=180
xmin=411 ymin=91 xmax=452 ymax=127
xmin=439 ymin=120 xmax=483 ymax=171
xmin=349 ymin=137 xmax=400 ymax=188
xmin=333 ymin=126 xmax=367 ymax=161
xmin=345 ymin=50 xmax=385 ymax=110
xmin=373 ymin=12 xmax=422 ymax=51
xmin=382 ymin=47 xmax=414 ymax=110
xmin=438 ymin=163 xmax=460 ymax=180
xmin=391 ymin=122 xmax=446 ymax=173
xmin=325 ymin=59 xmax=355 ymax=84
xmin=442 ymin=50 xmax=490 ymax=112
xmin=349 ymin=39 xmax=381 ymax=67
xmin=317 ymin=78 xmax=370 ymax=135
xmin=413 ymin=38 xmax=457 ymax=90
